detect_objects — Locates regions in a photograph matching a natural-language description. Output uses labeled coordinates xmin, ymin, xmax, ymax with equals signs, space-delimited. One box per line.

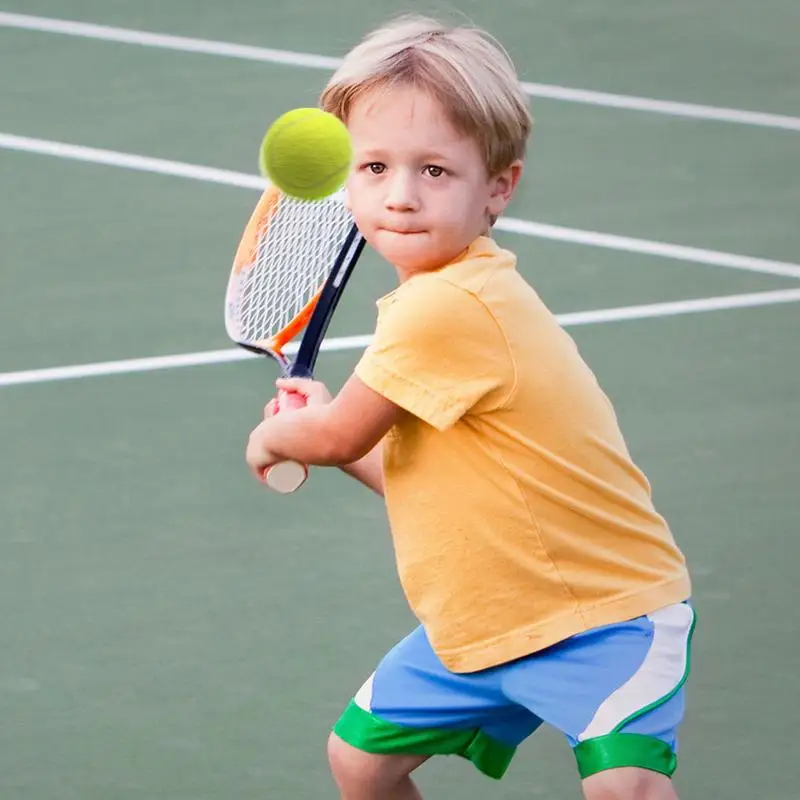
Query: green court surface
xmin=1 ymin=2 xmax=798 ymax=798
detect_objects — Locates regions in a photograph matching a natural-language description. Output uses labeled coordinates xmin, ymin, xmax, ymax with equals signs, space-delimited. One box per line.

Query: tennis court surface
xmin=1 ymin=1 xmax=798 ymax=797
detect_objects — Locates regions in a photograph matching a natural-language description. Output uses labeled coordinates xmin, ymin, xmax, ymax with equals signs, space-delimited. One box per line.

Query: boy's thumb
xmin=275 ymin=377 xmax=307 ymax=393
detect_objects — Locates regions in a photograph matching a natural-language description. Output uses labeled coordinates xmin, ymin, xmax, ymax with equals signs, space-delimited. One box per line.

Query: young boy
xmin=245 ymin=15 xmax=694 ymax=800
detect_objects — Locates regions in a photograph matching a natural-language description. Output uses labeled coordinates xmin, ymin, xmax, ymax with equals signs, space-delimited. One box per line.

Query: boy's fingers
xmin=275 ymin=377 xmax=330 ymax=406
xmin=278 ymin=390 xmax=307 ymax=411
xmin=263 ymin=398 xmax=278 ymax=418
xmin=275 ymin=377 xmax=312 ymax=392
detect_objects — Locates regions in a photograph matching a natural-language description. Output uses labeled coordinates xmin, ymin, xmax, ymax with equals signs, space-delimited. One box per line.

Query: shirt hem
xmin=432 ymin=575 xmax=692 ymax=673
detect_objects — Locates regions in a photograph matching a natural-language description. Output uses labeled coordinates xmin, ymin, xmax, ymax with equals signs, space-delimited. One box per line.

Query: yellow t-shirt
xmin=355 ymin=236 xmax=691 ymax=673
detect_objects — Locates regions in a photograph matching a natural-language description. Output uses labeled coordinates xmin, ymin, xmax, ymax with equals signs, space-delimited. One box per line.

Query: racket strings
xmin=229 ymin=194 xmax=354 ymax=346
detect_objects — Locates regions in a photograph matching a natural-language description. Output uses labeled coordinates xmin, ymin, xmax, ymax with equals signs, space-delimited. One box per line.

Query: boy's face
xmin=345 ymin=85 xmax=521 ymax=278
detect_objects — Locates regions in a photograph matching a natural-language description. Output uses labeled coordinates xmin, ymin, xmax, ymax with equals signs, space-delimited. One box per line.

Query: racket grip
xmin=262 ymin=389 xmax=309 ymax=493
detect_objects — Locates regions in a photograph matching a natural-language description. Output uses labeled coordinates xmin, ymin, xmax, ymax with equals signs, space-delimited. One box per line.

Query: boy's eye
xmin=366 ymin=162 xmax=386 ymax=175
xmin=424 ymin=165 xmax=445 ymax=178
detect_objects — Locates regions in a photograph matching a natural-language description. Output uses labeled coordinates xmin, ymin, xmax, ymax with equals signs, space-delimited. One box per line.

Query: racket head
xmin=224 ymin=185 xmax=356 ymax=362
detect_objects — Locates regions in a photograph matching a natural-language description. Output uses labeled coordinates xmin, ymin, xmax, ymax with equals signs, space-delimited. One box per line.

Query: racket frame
xmin=232 ymin=215 xmax=366 ymax=493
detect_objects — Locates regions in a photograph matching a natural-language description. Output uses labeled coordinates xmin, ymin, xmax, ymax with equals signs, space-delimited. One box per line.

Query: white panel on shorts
xmin=353 ymin=672 xmax=376 ymax=712
xmin=578 ymin=603 xmax=695 ymax=742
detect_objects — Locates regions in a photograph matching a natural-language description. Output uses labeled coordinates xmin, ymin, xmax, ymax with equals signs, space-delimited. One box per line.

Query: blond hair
xmin=320 ymin=15 xmax=532 ymax=176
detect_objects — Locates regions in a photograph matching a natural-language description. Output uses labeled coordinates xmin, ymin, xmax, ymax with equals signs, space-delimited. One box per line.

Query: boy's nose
xmin=384 ymin=171 xmax=420 ymax=211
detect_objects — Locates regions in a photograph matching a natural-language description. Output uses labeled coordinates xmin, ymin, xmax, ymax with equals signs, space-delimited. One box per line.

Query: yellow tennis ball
xmin=259 ymin=108 xmax=353 ymax=201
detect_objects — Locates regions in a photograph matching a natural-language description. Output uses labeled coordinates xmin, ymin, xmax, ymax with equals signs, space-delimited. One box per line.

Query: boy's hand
xmin=262 ymin=379 xmax=330 ymax=421
xmin=276 ymin=378 xmax=333 ymax=407
xmin=263 ymin=397 xmax=279 ymax=419
xmin=245 ymin=418 xmax=281 ymax=481
xmin=248 ymin=379 xmax=332 ymax=483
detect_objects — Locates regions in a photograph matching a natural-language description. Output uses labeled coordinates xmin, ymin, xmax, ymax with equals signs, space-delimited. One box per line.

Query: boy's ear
xmin=487 ymin=160 xmax=523 ymax=216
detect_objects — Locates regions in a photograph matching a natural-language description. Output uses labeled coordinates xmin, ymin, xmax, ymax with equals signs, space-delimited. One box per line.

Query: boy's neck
xmin=392 ymin=234 xmax=493 ymax=283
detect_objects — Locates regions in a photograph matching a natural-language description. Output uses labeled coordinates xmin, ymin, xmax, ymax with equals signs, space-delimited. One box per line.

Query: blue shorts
xmin=334 ymin=602 xmax=695 ymax=780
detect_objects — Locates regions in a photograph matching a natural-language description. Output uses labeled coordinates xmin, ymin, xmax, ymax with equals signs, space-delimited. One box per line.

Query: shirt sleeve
xmin=355 ymin=276 xmax=514 ymax=430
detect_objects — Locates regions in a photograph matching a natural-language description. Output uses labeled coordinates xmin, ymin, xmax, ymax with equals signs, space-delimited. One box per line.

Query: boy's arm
xmin=340 ymin=441 xmax=384 ymax=496
xmin=245 ymin=374 xmax=400 ymax=486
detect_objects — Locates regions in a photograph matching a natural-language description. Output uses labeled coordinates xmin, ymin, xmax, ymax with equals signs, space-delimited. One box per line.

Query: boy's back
xmin=357 ymin=236 xmax=690 ymax=673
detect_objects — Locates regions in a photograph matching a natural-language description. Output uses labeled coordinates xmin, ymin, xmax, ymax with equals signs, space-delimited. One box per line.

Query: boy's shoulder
xmin=437 ymin=235 xmax=517 ymax=290
xmin=373 ymin=237 xmax=551 ymax=355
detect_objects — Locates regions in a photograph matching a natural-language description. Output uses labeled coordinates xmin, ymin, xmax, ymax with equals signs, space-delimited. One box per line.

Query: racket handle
xmin=263 ymin=389 xmax=309 ymax=493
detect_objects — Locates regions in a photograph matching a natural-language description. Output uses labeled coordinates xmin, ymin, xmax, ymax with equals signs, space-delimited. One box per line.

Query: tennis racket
xmin=225 ymin=184 xmax=366 ymax=493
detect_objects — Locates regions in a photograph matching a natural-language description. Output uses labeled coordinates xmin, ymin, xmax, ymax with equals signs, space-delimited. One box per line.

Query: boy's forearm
xmin=340 ymin=443 xmax=384 ymax=496
xmin=260 ymin=406 xmax=384 ymax=493
xmin=265 ymin=406 xmax=352 ymax=466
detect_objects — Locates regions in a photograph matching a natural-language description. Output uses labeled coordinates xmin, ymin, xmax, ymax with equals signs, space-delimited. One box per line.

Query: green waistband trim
xmin=575 ymin=733 xmax=677 ymax=779
xmin=333 ymin=701 xmax=515 ymax=780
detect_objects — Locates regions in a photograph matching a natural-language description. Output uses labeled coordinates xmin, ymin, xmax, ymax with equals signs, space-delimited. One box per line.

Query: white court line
xmin=498 ymin=217 xmax=800 ymax=280
xmin=3 ymin=132 xmax=800 ymax=281
xmin=0 ymin=133 xmax=265 ymax=190
xmin=1 ymin=12 xmax=799 ymax=132
xmin=2 ymin=288 xmax=799 ymax=388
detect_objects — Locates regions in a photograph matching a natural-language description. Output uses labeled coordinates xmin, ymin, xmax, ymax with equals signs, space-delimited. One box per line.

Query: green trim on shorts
xmin=333 ymin=700 xmax=516 ymax=780
xmin=576 ymin=607 xmax=696 ymax=780
xmin=575 ymin=733 xmax=677 ymax=779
